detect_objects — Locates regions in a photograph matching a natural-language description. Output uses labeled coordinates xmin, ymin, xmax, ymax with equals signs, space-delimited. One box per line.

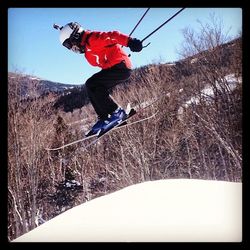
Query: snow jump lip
xmin=12 ymin=179 xmax=242 ymax=242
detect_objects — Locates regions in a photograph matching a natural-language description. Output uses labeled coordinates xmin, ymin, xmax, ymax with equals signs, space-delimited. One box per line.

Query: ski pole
xmin=141 ymin=8 xmax=185 ymax=43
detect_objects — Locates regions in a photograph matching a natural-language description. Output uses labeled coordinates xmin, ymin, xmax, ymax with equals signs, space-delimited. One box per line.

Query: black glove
xmin=128 ymin=38 xmax=143 ymax=52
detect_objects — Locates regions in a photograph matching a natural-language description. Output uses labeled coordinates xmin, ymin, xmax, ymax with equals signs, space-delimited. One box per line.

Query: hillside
xmin=8 ymin=37 xmax=242 ymax=242
xmin=8 ymin=72 xmax=78 ymax=100
xmin=53 ymin=37 xmax=242 ymax=112
xmin=13 ymin=179 xmax=242 ymax=242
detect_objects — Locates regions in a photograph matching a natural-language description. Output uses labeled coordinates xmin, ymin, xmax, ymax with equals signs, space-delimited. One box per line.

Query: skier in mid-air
xmin=54 ymin=22 xmax=143 ymax=136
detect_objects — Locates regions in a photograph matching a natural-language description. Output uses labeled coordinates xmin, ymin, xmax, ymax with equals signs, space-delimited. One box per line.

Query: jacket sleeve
xmin=88 ymin=31 xmax=130 ymax=48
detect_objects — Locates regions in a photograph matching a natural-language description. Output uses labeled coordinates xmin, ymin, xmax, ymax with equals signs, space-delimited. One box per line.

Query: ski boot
xmin=85 ymin=119 xmax=110 ymax=137
xmin=85 ymin=107 xmax=127 ymax=137
xmin=105 ymin=107 xmax=127 ymax=131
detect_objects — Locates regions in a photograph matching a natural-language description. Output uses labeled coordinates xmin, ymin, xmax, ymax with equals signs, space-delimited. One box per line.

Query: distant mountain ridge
xmin=8 ymin=72 xmax=79 ymax=99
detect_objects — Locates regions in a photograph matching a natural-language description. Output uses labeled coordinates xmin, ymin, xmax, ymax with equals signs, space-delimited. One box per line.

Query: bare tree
xmin=176 ymin=13 xmax=242 ymax=181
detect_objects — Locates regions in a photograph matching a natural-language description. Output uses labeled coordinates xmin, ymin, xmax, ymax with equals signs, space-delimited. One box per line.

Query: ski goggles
xmin=62 ymin=38 xmax=73 ymax=50
xmin=63 ymin=23 xmax=80 ymax=49
xmin=63 ymin=39 xmax=84 ymax=54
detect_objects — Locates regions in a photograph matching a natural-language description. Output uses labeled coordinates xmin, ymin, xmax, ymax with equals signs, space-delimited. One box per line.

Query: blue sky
xmin=8 ymin=8 xmax=242 ymax=85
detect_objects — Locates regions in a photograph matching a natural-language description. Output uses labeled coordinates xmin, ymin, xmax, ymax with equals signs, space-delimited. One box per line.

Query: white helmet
xmin=53 ymin=22 xmax=84 ymax=53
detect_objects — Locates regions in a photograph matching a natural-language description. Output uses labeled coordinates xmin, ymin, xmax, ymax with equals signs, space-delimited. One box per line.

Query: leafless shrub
xmin=175 ymin=13 xmax=242 ymax=181
xmin=8 ymin=74 xmax=68 ymax=240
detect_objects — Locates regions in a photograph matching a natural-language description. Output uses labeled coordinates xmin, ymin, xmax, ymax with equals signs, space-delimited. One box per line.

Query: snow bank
xmin=12 ymin=179 xmax=242 ymax=242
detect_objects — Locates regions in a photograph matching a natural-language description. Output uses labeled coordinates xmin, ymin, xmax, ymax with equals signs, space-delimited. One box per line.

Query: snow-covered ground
xmin=178 ymin=73 xmax=242 ymax=120
xmin=12 ymin=179 xmax=242 ymax=242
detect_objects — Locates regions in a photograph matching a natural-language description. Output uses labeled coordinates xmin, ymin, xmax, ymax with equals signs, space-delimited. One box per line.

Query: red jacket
xmin=80 ymin=30 xmax=132 ymax=69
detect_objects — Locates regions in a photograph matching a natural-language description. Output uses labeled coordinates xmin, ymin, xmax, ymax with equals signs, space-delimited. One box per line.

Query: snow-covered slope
xmin=12 ymin=179 xmax=242 ymax=242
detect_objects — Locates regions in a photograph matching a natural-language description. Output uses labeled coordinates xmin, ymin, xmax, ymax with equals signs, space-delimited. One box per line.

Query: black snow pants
xmin=85 ymin=61 xmax=132 ymax=120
